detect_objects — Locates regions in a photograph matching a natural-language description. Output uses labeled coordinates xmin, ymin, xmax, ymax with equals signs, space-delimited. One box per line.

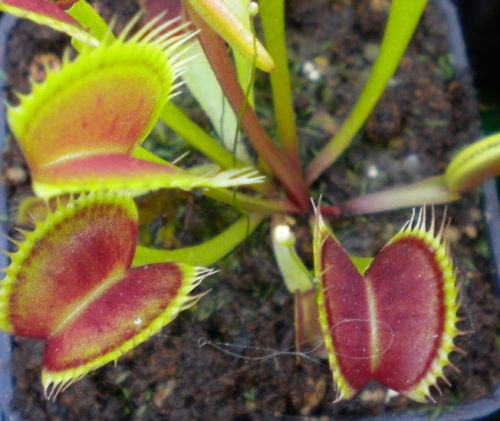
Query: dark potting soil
xmin=1 ymin=0 xmax=499 ymax=419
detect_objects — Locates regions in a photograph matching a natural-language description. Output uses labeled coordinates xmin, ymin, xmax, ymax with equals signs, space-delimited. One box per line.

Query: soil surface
xmin=1 ymin=0 xmax=500 ymax=420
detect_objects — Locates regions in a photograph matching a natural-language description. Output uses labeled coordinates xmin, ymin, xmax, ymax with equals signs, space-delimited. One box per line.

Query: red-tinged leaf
xmin=43 ymin=263 xmax=183 ymax=372
xmin=368 ymin=211 xmax=459 ymax=402
xmin=368 ymin=237 xmax=443 ymax=395
xmin=313 ymin=209 xmax=460 ymax=402
xmin=42 ymin=262 xmax=204 ymax=394
xmin=32 ymin=154 xmax=175 ymax=196
xmin=2 ymin=0 xmax=77 ymax=23
xmin=49 ymin=0 xmax=78 ymax=8
xmin=8 ymin=40 xmax=178 ymax=171
xmin=31 ymin=154 xmax=264 ymax=198
xmin=0 ymin=0 xmax=97 ymax=45
xmin=0 ymin=194 xmax=138 ymax=338
xmin=314 ymin=218 xmax=372 ymax=400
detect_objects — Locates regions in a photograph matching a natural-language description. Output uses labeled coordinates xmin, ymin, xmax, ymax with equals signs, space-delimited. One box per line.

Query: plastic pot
xmin=0 ymin=1 xmax=499 ymax=420
xmin=0 ymin=12 xmax=21 ymax=421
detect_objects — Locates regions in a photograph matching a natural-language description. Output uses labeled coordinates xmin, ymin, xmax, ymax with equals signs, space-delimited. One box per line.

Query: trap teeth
xmin=313 ymin=208 xmax=461 ymax=402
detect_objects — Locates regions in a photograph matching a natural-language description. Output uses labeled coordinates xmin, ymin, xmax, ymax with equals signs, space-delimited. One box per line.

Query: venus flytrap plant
xmin=0 ymin=192 xmax=214 ymax=399
xmin=0 ymin=0 xmax=499 ymax=403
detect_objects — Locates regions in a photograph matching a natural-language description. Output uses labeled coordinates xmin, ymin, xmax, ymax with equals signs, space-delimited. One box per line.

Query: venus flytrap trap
xmin=0 ymin=0 xmax=499 ymax=405
xmin=444 ymin=133 xmax=500 ymax=193
xmin=0 ymin=192 xmax=213 ymax=399
xmin=6 ymin=14 xmax=264 ymax=198
xmin=312 ymin=206 xmax=463 ymax=402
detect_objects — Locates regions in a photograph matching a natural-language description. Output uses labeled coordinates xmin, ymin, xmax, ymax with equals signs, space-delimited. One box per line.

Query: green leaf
xmin=306 ymin=0 xmax=428 ymax=183
xmin=133 ymin=213 xmax=264 ymax=267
